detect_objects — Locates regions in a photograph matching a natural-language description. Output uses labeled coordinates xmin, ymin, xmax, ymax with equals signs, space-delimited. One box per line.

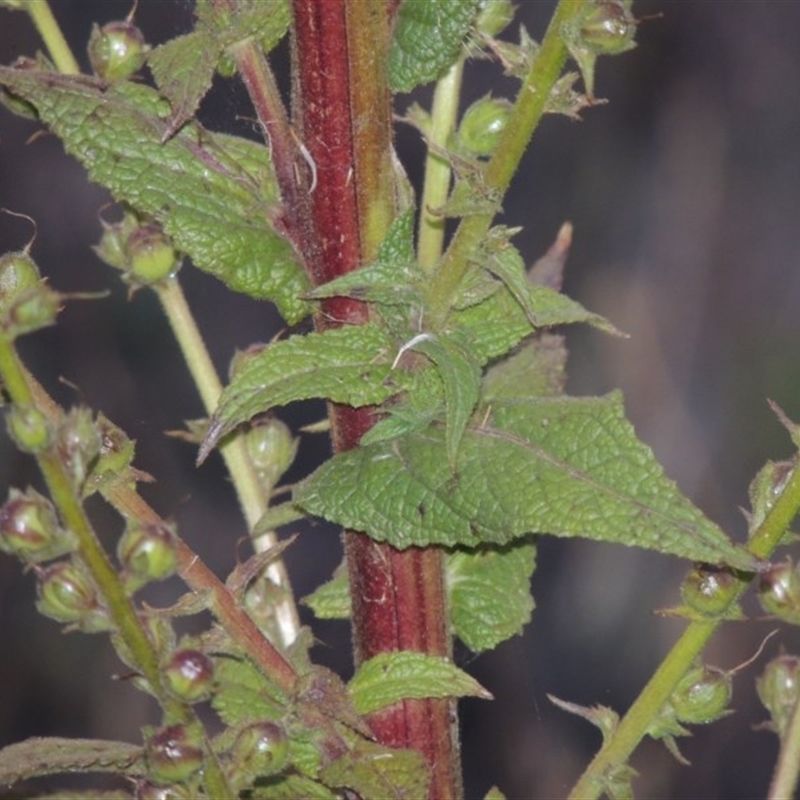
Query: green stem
xmin=425 ymin=0 xmax=583 ymax=327
xmin=22 ymin=0 xmax=80 ymax=75
xmin=417 ymin=58 xmax=464 ymax=273
xmin=154 ymin=278 xmax=300 ymax=648
xmin=569 ymin=459 xmax=800 ymax=800
xmin=768 ymin=687 xmax=800 ymax=800
xmin=0 ymin=333 xmax=183 ymax=720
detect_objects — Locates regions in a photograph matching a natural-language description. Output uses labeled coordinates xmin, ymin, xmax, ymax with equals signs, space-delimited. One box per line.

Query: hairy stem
xmin=425 ymin=0 xmax=582 ymax=328
xmin=291 ymin=2 xmax=460 ymax=796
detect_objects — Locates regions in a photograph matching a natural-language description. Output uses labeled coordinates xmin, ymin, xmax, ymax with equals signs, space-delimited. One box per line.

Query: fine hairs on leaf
xmin=2 ymin=2 xmax=800 ymax=799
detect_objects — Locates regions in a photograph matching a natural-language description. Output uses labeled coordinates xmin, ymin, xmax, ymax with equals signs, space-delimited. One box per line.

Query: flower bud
xmin=135 ymin=780 xmax=194 ymax=800
xmin=36 ymin=560 xmax=100 ymax=625
xmin=671 ymin=664 xmax=731 ymax=725
xmin=757 ymin=654 xmax=800 ymax=738
xmin=0 ymin=251 xmax=40 ymax=314
xmin=458 ymin=95 xmax=512 ymax=157
xmin=680 ymin=565 xmax=737 ymax=617
xmin=231 ymin=721 xmax=289 ymax=782
xmin=6 ymin=404 xmax=51 ymax=453
xmin=0 ymin=488 xmax=69 ymax=561
xmin=759 ymin=561 xmax=800 ymax=625
xmin=56 ymin=407 xmax=102 ymax=489
xmin=579 ymin=1 xmax=636 ymax=55
xmin=88 ymin=21 xmax=147 ymax=83
xmin=145 ymin=724 xmax=204 ymax=785
xmin=163 ymin=649 xmax=215 ymax=703
xmin=118 ymin=521 xmax=177 ymax=588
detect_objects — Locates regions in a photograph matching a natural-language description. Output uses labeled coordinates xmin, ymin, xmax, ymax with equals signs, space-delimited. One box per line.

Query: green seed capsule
xmin=146 ymin=724 xmax=204 ymax=785
xmin=56 ymin=407 xmax=102 ymax=489
xmin=231 ymin=721 xmax=289 ymax=781
xmin=36 ymin=560 xmax=99 ymax=624
xmin=118 ymin=521 xmax=177 ymax=587
xmin=0 ymin=251 xmax=40 ymax=315
xmin=6 ymin=404 xmax=51 ymax=453
xmin=759 ymin=561 xmax=800 ymax=625
xmin=245 ymin=418 xmax=298 ymax=488
xmin=4 ymin=282 xmax=60 ymax=337
xmin=671 ymin=664 xmax=731 ymax=725
xmin=680 ymin=565 xmax=737 ymax=617
xmin=458 ymin=95 xmax=512 ymax=157
xmin=757 ymin=654 xmax=800 ymax=738
xmin=125 ymin=223 xmax=180 ymax=284
xmin=163 ymin=649 xmax=215 ymax=703
xmin=579 ymin=1 xmax=636 ymax=55
xmin=88 ymin=21 xmax=147 ymax=83
xmin=475 ymin=0 xmax=515 ymax=37
xmin=0 ymin=488 xmax=65 ymax=560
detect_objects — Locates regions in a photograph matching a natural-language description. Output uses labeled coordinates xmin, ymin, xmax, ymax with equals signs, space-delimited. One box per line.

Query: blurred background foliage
xmin=1 ymin=1 xmax=799 ymax=797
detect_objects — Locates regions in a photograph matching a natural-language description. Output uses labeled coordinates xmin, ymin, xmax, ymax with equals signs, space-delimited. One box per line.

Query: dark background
xmin=2 ymin=2 xmax=800 ymax=798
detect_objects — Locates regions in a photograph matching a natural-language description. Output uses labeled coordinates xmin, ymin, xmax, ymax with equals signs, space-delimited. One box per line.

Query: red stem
xmin=291 ymin=2 xmax=461 ymax=797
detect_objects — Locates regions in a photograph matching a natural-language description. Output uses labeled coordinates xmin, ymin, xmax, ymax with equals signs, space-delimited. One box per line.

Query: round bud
xmin=579 ymin=1 xmax=636 ymax=55
xmin=680 ymin=565 xmax=736 ymax=617
xmin=135 ymin=780 xmax=194 ymax=800
xmin=0 ymin=251 xmax=40 ymax=314
xmin=124 ymin=223 xmax=180 ymax=284
xmin=245 ymin=418 xmax=298 ymax=488
xmin=758 ymin=561 xmax=800 ymax=625
xmin=475 ymin=0 xmax=515 ymax=37
xmin=163 ymin=649 xmax=215 ymax=703
xmin=0 ymin=488 xmax=66 ymax=561
xmin=36 ymin=560 xmax=99 ymax=624
xmin=145 ymin=725 xmax=204 ymax=786
xmin=757 ymin=654 xmax=800 ymax=737
xmin=458 ymin=96 xmax=512 ymax=157
xmin=671 ymin=664 xmax=731 ymax=725
xmin=6 ymin=404 xmax=51 ymax=453
xmin=118 ymin=521 xmax=177 ymax=587
xmin=231 ymin=721 xmax=289 ymax=780
xmin=56 ymin=407 xmax=102 ymax=488
xmin=88 ymin=21 xmax=147 ymax=83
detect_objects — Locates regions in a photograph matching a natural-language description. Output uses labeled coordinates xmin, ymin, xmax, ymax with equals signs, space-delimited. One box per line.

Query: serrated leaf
xmin=447 ymin=539 xmax=536 ymax=652
xmin=453 ymin=278 xmax=619 ymax=365
xmin=296 ymin=392 xmax=759 ymax=570
xmin=320 ymin=739 xmax=429 ymax=800
xmin=253 ymin=773 xmax=338 ymax=799
xmin=303 ymin=562 xmax=351 ymax=619
xmin=200 ymin=325 xmax=409 ymax=461
xmin=212 ymin=655 xmax=288 ymax=725
xmin=0 ymin=67 xmax=309 ymax=322
xmin=196 ymin=0 xmax=291 ymax=52
xmin=148 ymin=31 xmax=217 ymax=137
xmin=349 ymin=651 xmax=491 ymax=716
xmin=389 ymin=0 xmax=481 ymax=93
xmin=0 ymin=738 xmax=144 ymax=784
xmin=405 ymin=333 xmax=480 ymax=466
xmin=482 ymin=333 xmax=567 ymax=403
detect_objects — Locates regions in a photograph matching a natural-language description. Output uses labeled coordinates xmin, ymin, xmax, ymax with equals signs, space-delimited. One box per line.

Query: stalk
xmin=290 ymin=2 xmax=461 ymax=796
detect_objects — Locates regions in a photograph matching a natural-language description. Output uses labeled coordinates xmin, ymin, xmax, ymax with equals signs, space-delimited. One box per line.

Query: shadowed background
xmin=2 ymin=2 xmax=800 ymax=797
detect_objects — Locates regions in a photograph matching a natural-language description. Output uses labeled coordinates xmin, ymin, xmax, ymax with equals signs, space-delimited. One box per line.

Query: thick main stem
xmin=291 ymin=2 xmax=460 ymax=797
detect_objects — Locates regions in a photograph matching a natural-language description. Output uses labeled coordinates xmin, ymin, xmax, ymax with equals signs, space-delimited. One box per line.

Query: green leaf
xmin=389 ymin=0 xmax=481 ymax=93
xmin=303 ymin=562 xmax=351 ymax=620
xmin=211 ymin=655 xmax=288 ymax=726
xmin=447 ymin=539 xmax=536 ymax=652
xmin=320 ymin=739 xmax=429 ymax=800
xmin=296 ymin=392 xmax=759 ymax=570
xmin=195 ymin=0 xmax=291 ymax=53
xmin=482 ymin=333 xmax=567 ymax=403
xmin=0 ymin=738 xmax=144 ymax=784
xmin=200 ymin=325 xmax=409 ymax=461
xmin=148 ymin=31 xmax=218 ymax=137
xmin=348 ymin=651 xmax=491 ymax=716
xmin=453 ymin=278 xmax=619 ymax=365
xmin=0 ymin=67 xmax=310 ymax=322
xmin=253 ymin=773 xmax=338 ymax=800
xmin=403 ymin=333 xmax=481 ymax=467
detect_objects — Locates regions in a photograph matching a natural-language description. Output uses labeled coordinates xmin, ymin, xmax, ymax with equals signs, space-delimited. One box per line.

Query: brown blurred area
xmin=2 ymin=2 xmax=800 ymax=798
